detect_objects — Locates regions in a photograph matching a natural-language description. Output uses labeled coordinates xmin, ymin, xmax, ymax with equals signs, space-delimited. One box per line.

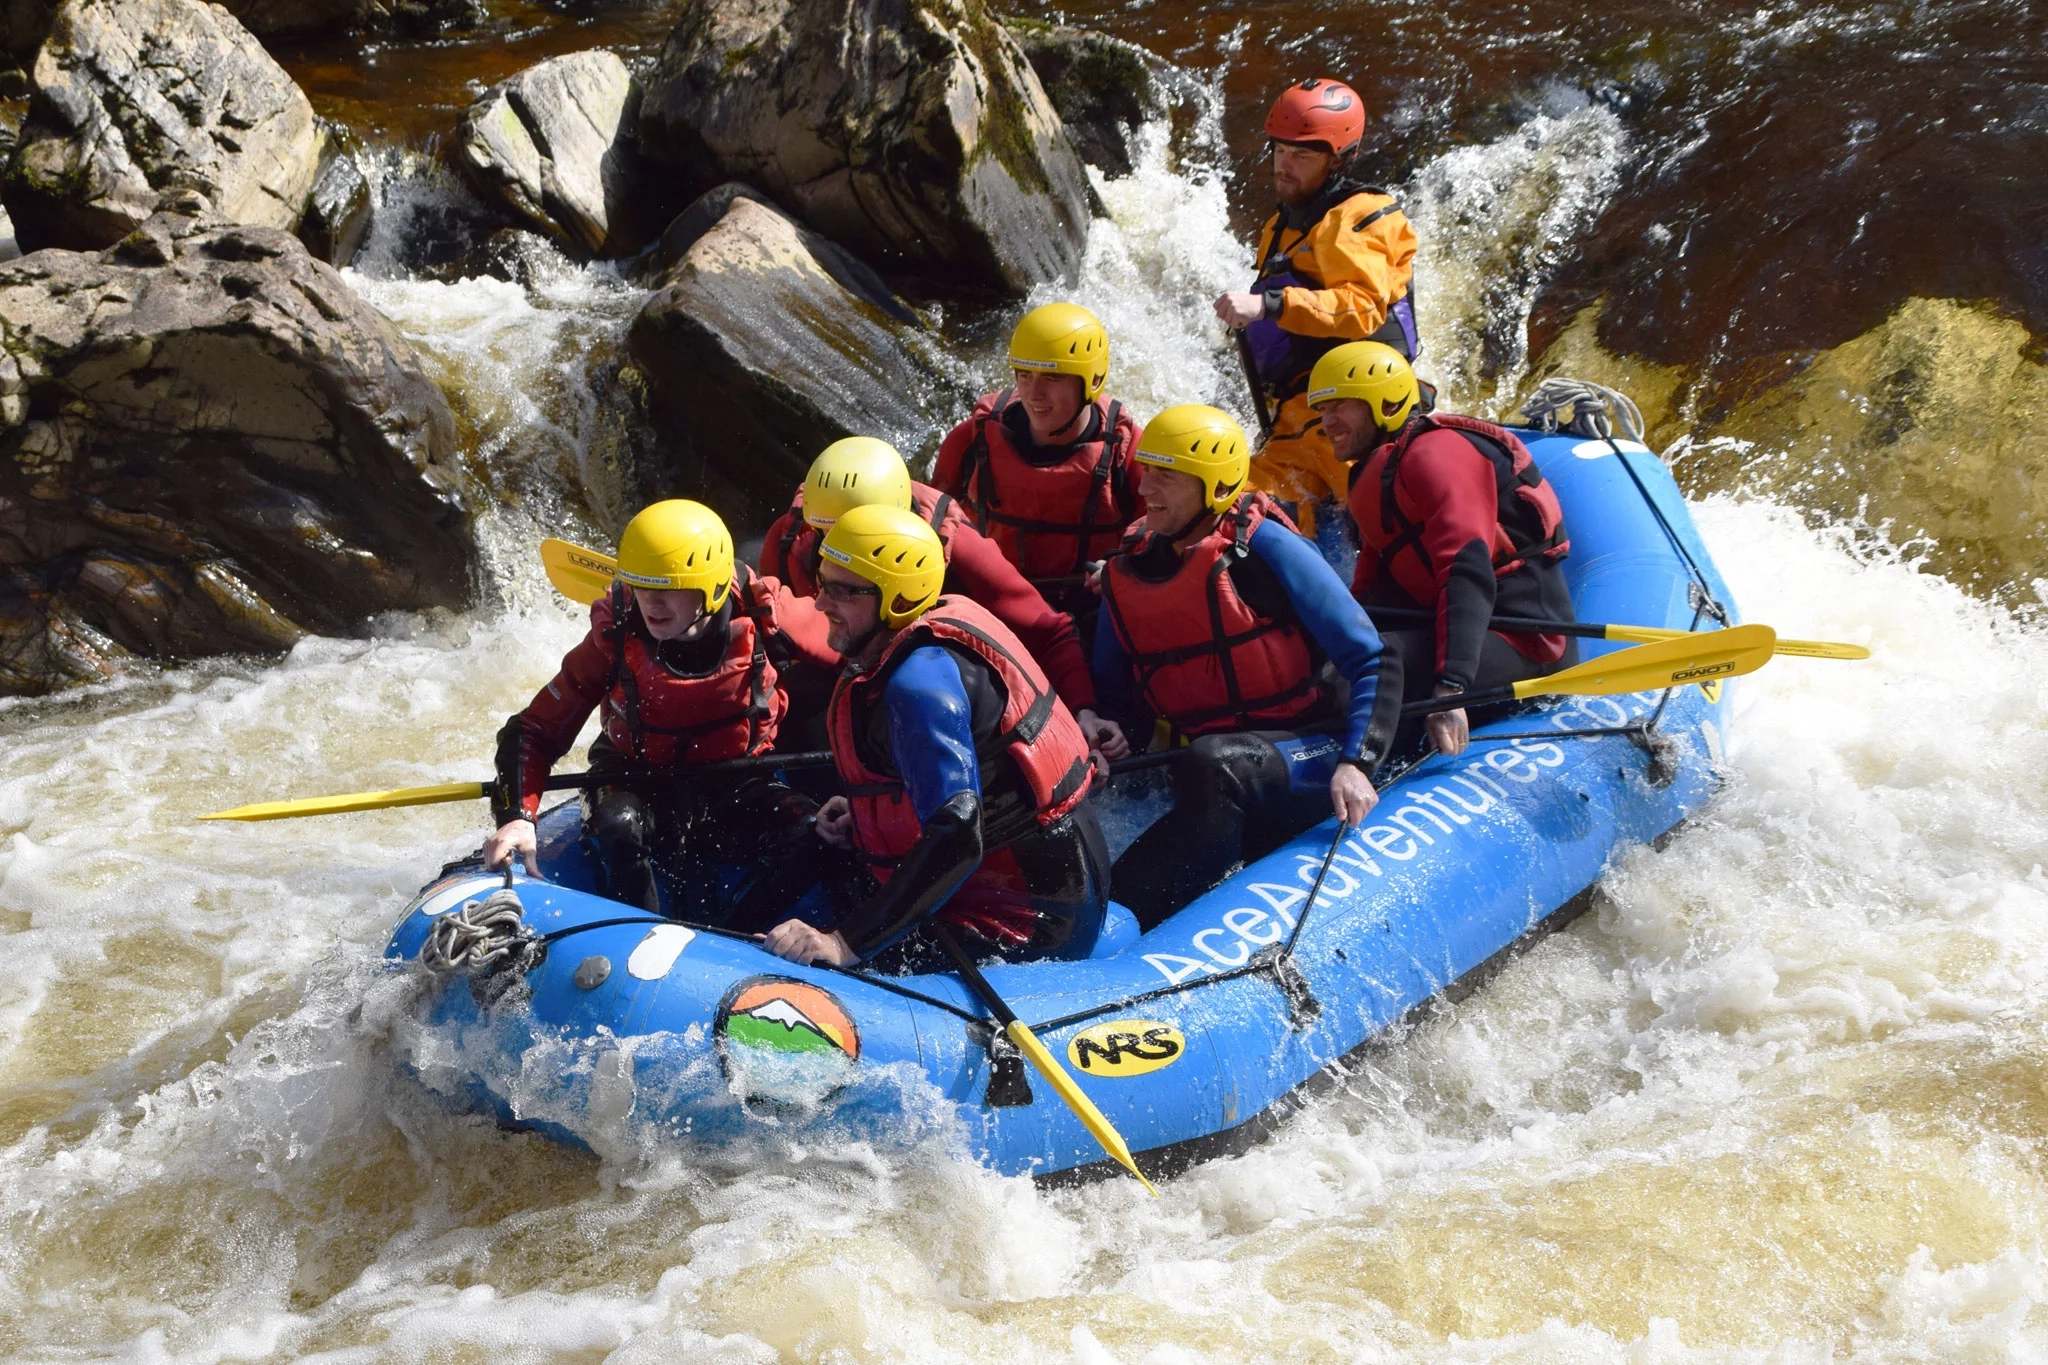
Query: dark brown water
xmin=273 ymin=0 xmax=676 ymax=142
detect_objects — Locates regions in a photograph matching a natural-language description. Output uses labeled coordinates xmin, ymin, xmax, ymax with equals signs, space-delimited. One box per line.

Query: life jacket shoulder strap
xmin=963 ymin=388 xmax=1012 ymax=522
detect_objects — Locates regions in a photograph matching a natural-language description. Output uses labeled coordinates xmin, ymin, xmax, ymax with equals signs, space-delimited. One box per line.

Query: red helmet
xmin=1264 ymin=78 xmax=1366 ymax=155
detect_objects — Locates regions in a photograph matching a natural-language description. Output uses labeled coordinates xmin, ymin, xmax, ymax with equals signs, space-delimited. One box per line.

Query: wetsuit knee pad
xmin=582 ymin=791 xmax=654 ymax=855
xmin=1175 ymin=732 xmax=1293 ymax=810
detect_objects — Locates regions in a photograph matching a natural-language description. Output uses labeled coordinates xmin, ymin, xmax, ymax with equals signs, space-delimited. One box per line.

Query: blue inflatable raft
xmin=386 ymin=431 xmax=1738 ymax=1180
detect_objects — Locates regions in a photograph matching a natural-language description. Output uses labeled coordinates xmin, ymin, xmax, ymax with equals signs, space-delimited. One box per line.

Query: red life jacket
xmin=954 ymin=390 xmax=1139 ymax=582
xmin=827 ymin=597 xmax=1093 ymax=882
xmin=1348 ymin=413 xmax=1569 ymax=608
xmin=1098 ymin=492 xmax=1323 ymax=737
xmin=773 ymin=482 xmax=971 ymax=598
xmin=597 ymin=572 xmax=784 ymax=765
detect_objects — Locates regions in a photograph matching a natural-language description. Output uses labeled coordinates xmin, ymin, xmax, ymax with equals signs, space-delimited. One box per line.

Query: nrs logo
xmin=1066 ymin=1021 xmax=1185 ymax=1077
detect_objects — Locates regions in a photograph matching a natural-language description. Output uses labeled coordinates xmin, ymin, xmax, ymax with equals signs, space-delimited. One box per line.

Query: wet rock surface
xmin=299 ymin=123 xmax=372 ymax=265
xmin=454 ymin=48 xmax=658 ymax=259
xmin=637 ymin=0 xmax=1094 ymax=298
xmin=1 ymin=0 xmax=329 ymax=254
xmin=1010 ymin=21 xmax=1196 ymax=179
xmin=626 ymin=184 xmax=968 ymax=519
xmin=0 ymin=209 xmax=473 ymax=694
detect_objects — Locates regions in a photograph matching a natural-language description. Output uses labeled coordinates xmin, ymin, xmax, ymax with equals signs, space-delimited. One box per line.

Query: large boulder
xmin=454 ymin=49 xmax=660 ymax=260
xmin=637 ymin=0 xmax=1094 ymax=299
xmin=626 ymin=184 xmax=969 ymax=518
xmin=1 ymin=0 xmax=328 ymax=254
xmin=0 ymin=205 xmax=473 ymax=695
xmin=1008 ymin=22 xmax=1200 ymax=179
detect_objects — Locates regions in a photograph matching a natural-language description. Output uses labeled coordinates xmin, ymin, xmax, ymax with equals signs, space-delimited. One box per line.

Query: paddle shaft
xmin=930 ymin=923 xmax=1158 ymax=1193
xmin=538 ymin=750 xmax=835 ymax=791
xmin=1234 ymin=329 xmax=1275 ymax=437
xmin=546 ymin=746 xmax=1192 ymax=790
xmin=930 ymin=923 xmax=1020 ymax=1028
xmin=1366 ymin=604 xmax=1623 ymax=643
xmin=1365 ymin=605 xmax=1865 ymax=661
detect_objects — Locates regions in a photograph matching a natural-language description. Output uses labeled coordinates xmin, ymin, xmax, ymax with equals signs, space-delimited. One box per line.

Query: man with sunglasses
xmin=758 ymin=504 xmax=1109 ymax=972
xmin=1213 ymin=77 xmax=1419 ymax=542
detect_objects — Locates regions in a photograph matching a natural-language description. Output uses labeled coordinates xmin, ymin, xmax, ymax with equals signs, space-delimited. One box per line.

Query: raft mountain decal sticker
xmin=717 ymin=977 xmax=860 ymax=1062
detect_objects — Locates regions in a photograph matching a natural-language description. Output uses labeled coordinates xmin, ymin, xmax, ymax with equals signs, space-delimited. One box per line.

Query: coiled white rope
xmin=1519 ymin=378 xmax=1646 ymax=442
xmin=420 ymin=889 xmax=535 ymax=975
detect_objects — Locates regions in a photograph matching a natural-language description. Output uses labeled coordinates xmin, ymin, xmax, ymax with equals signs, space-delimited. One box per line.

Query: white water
xmin=4 ymin=85 xmax=2047 ymax=1364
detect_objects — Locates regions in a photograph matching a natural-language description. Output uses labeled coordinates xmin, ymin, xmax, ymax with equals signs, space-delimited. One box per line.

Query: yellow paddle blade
xmin=1603 ymin=623 xmax=1870 ymax=661
xmin=198 ymin=781 xmax=488 ymax=822
xmin=541 ymin=538 xmax=618 ymax=605
xmin=1007 ymin=1021 xmax=1159 ymax=1195
xmin=1511 ymin=623 xmax=1778 ymax=701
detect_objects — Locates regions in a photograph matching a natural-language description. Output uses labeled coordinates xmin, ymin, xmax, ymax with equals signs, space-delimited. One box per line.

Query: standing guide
xmin=931 ymin=302 xmax=1144 ymax=638
xmin=1310 ymin=342 xmax=1577 ymax=757
xmin=1092 ymin=405 xmax=1389 ymax=928
xmin=482 ymin=501 xmax=838 ymax=926
xmin=761 ymin=436 xmax=1127 ymax=761
xmin=758 ymin=505 xmax=1111 ymax=971
xmin=1214 ymin=77 xmax=1419 ymax=541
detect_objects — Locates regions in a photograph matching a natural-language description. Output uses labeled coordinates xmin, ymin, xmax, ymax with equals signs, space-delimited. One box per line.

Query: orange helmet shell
xmin=1264 ymin=78 xmax=1366 ymax=155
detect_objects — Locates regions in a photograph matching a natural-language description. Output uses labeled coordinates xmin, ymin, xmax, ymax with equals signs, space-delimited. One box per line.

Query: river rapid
xmin=3 ymin=2 xmax=2048 ymax=1359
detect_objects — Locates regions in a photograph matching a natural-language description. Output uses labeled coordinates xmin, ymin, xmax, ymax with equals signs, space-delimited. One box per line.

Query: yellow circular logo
xmin=1065 ymin=1020 xmax=1185 ymax=1077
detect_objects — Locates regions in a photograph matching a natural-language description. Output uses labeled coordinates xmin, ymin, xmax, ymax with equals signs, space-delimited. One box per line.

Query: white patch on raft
xmin=626 ymin=924 xmax=695 ymax=980
xmin=417 ymin=876 xmax=504 ymax=918
xmin=1571 ymin=438 xmax=1653 ymax=459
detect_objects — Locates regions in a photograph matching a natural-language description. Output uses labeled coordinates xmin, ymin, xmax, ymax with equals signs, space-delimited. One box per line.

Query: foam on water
xmin=3 ymin=85 xmax=2046 ymax=1364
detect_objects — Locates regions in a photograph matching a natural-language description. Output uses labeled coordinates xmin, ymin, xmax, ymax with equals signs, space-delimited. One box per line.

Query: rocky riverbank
xmin=0 ymin=0 xmax=1184 ymax=694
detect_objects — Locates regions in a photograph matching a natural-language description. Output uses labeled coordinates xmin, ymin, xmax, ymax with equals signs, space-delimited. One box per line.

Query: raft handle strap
xmin=1249 ymin=943 xmax=1322 ymax=1030
xmin=968 ymin=1021 xmax=1035 ymax=1107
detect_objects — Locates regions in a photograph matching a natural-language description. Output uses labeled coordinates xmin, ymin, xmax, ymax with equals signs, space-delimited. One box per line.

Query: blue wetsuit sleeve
xmin=883 ymin=646 xmax=982 ymax=821
xmin=1090 ymin=604 xmax=1139 ymax=726
xmin=1248 ymin=518 xmax=1384 ymax=760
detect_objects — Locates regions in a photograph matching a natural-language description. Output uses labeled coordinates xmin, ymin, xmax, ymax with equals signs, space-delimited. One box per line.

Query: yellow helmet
xmin=1306 ymin=341 xmax=1421 ymax=431
xmin=1008 ymin=302 xmax=1108 ymax=401
xmin=819 ymin=503 xmax=946 ymax=629
xmin=615 ymin=499 xmax=733 ymax=610
xmin=803 ymin=437 xmax=913 ymax=530
xmin=1133 ymin=404 xmax=1250 ymax=512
